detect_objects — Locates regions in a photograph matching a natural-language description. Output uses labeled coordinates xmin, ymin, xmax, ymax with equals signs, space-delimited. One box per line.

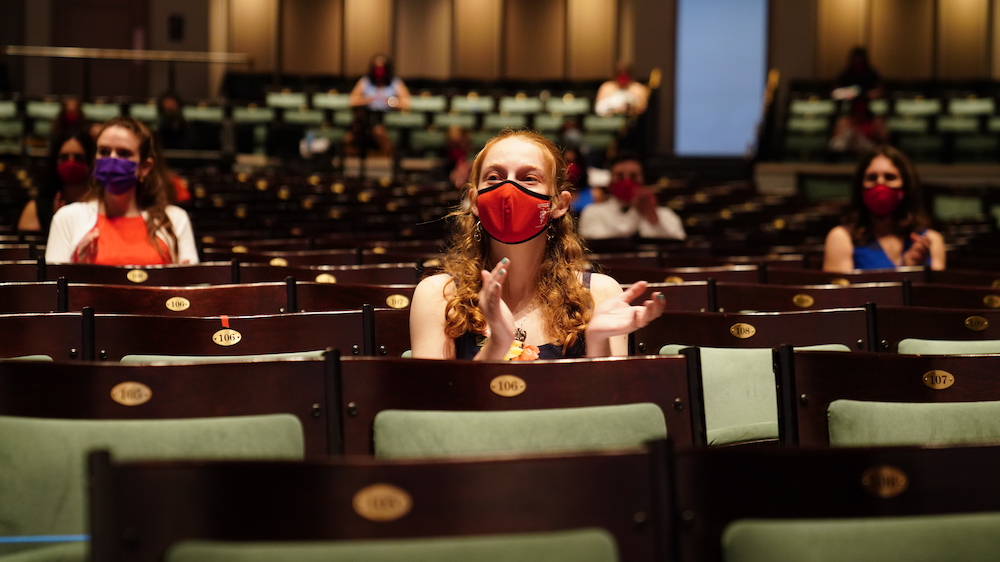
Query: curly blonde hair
xmin=441 ymin=130 xmax=593 ymax=353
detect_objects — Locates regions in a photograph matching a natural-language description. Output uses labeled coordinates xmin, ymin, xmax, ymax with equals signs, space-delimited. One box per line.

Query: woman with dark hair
xmin=823 ymin=145 xmax=944 ymax=272
xmin=18 ymin=130 xmax=95 ymax=233
xmin=410 ymin=129 xmax=666 ymax=360
xmin=45 ymin=116 xmax=198 ymax=265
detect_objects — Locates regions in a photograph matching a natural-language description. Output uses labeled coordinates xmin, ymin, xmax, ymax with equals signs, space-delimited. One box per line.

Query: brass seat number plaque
xmin=212 ymin=328 xmax=242 ymax=347
xmin=352 ymin=483 xmax=412 ymax=521
xmin=126 ymin=269 xmax=149 ymax=283
xmin=792 ymin=294 xmax=814 ymax=308
xmin=922 ymin=370 xmax=955 ymax=390
xmin=110 ymin=382 xmax=152 ymax=406
xmin=861 ymin=465 xmax=908 ymax=498
xmin=965 ymin=316 xmax=989 ymax=331
xmin=385 ymin=294 xmax=410 ymax=309
xmin=165 ymin=297 xmax=191 ymax=312
xmin=730 ymin=323 xmax=756 ymax=339
xmin=490 ymin=375 xmax=527 ymax=397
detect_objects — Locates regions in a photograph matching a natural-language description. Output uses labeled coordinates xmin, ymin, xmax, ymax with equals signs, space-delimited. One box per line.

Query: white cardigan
xmin=45 ymin=200 xmax=199 ymax=264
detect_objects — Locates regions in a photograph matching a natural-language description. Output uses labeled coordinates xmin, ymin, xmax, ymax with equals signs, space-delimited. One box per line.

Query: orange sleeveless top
xmin=87 ymin=214 xmax=170 ymax=266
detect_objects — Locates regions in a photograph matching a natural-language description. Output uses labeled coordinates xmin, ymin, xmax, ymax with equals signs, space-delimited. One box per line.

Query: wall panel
xmin=149 ymin=0 xmax=210 ymax=100
xmin=816 ymin=0 xmax=867 ymax=78
xmin=505 ymin=0 xmax=564 ymax=80
xmin=869 ymin=0 xmax=933 ymax=80
xmin=283 ymin=0 xmax=342 ymax=75
xmin=568 ymin=0 xmax=616 ymax=80
xmin=344 ymin=0 xmax=392 ymax=76
xmin=396 ymin=0 xmax=450 ymax=79
xmin=453 ymin=0 xmax=502 ymax=79
xmin=938 ymin=0 xmax=989 ymax=79
xmin=230 ymin=0 xmax=276 ymax=72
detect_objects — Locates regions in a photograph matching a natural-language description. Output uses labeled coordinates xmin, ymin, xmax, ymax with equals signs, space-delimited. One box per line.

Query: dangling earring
xmin=547 ymin=221 xmax=556 ymax=242
xmin=474 ymin=221 xmax=482 ymax=242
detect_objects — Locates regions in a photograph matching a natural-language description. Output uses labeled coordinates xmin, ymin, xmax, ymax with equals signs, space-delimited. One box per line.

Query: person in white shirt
xmin=578 ymin=152 xmax=685 ymax=240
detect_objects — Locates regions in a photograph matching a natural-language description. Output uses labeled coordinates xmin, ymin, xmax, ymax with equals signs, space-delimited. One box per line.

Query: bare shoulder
xmin=825 ymin=225 xmax=852 ymax=244
xmin=588 ymin=272 xmax=624 ymax=301
xmin=413 ymin=273 xmax=454 ymax=301
xmin=925 ymin=228 xmax=944 ymax=244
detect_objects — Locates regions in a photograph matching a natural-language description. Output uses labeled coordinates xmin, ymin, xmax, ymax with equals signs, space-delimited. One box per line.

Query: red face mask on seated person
xmin=477 ymin=180 xmax=552 ymax=244
xmin=57 ymin=159 xmax=89 ymax=185
xmin=609 ymin=178 xmax=641 ymax=204
xmin=862 ymin=184 xmax=904 ymax=216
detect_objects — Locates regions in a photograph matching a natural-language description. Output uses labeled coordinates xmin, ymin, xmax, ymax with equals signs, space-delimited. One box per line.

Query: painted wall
xmin=283 ymin=0 xmax=343 ymax=76
xmin=505 ymin=0 xmax=565 ymax=80
xmin=149 ymin=0 xmax=210 ymax=101
xmin=395 ymin=0 xmax=450 ymax=79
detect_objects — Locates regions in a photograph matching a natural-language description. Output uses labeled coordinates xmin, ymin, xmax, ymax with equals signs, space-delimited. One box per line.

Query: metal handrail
xmin=4 ymin=45 xmax=250 ymax=65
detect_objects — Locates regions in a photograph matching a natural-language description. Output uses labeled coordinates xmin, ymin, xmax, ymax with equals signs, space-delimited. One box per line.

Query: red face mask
xmin=373 ymin=65 xmax=387 ymax=84
xmin=616 ymin=72 xmax=630 ymax=87
xmin=57 ymin=159 xmax=90 ymax=185
xmin=476 ymin=180 xmax=551 ymax=244
xmin=609 ymin=178 xmax=641 ymax=203
xmin=862 ymin=184 xmax=904 ymax=216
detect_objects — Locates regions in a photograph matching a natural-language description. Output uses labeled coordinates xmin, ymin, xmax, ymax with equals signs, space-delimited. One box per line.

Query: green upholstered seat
xmin=723 ymin=512 xmax=1000 ymax=562
xmin=659 ymin=345 xmax=849 ymax=446
xmin=0 ymin=415 xmax=303 ymax=558
xmin=0 ymin=356 xmax=52 ymax=362
xmin=165 ymin=528 xmax=619 ymax=562
xmin=828 ymin=399 xmax=1000 ymax=447
xmin=0 ymin=543 xmax=87 ymax=562
xmin=373 ymin=403 xmax=666 ymax=459
xmin=897 ymin=338 xmax=1000 ymax=355
xmin=120 ymin=350 xmax=326 ymax=364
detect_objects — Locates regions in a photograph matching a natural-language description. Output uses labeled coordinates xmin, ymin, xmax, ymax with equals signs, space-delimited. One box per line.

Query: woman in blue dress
xmin=823 ymin=145 xmax=945 ymax=272
xmin=345 ymin=54 xmax=411 ymax=156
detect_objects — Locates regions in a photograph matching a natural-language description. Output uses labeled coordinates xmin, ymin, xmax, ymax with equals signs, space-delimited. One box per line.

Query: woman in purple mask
xmin=823 ymin=145 xmax=944 ymax=272
xmin=45 ymin=116 xmax=198 ymax=265
xmin=410 ymin=129 xmax=667 ymax=360
xmin=18 ymin=130 xmax=95 ymax=233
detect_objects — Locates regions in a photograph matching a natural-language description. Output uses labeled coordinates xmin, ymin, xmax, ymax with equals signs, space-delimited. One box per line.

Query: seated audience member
xmin=595 ymin=63 xmax=650 ymax=118
xmin=828 ymin=96 xmax=888 ymax=155
xmin=824 ymin=145 xmax=944 ymax=272
xmin=565 ymin=146 xmax=602 ymax=213
xmin=410 ymin=130 xmax=667 ymax=360
xmin=578 ymin=151 xmax=685 ymax=240
xmin=18 ymin=130 xmax=95 ymax=233
xmin=345 ymin=54 xmax=411 ymax=156
xmin=156 ymin=91 xmax=191 ymax=150
xmin=45 ymin=116 xmax=199 ymax=265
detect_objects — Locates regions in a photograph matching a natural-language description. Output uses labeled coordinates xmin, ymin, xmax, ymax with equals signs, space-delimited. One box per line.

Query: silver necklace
xmin=513 ymin=300 xmax=537 ymax=343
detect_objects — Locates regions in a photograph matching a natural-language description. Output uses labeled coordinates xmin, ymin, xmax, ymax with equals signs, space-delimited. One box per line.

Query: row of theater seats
xmin=782 ymin=82 xmax=1000 ymax=162
xmin=0 ymin=91 xmax=623 ymax=159
xmin=6 ymin=348 xmax=1000 ymax=561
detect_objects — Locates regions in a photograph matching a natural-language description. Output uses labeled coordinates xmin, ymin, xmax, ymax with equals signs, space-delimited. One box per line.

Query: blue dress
xmin=454 ymin=272 xmax=591 ymax=359
xmin=852 ymin=231 xmax=927 ymax=270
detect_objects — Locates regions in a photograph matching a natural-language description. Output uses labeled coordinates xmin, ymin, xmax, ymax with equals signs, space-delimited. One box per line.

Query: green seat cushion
xmin=166 ymin=529 xmax=618 ymax=562
xmin=897 ymin=338 xmax=1000 ymax=355
xmin=658 ymin=345 xmax=849 ymax=446
xmin=723 ymin=512 xmax=1000 ymax=562
xmin=0 ymin=543 xmax=87 ymax=562
xmin=0 ymin=415 xmax=303 ymax=556
xmin=828 ymin=399 xmax=1000 ymax=447
xmin=0 ymin=356 xmax=52 ymax=362
xmin=120 ymin=350 xmax=326 ymax=364
xmin=373 ymin=403 xmax=666 ymax=459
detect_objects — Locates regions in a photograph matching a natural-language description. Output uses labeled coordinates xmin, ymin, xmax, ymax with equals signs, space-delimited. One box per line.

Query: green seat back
xmin=897 ymin=338 xmax=1000 ymax=355
xmin=828 ymin=399 xmax=1000 ymax=447
xmin=659 ymin=345 xmax=849 ymax=445
xmin=723 ymin=512 xmax=1000 ymax=562
xmin=166 ymin=529 xmax=618 ymax=562
xmin=0 ymin=415 xmax=303 ymax=556
xmin=373 ymin=403 xmax=666 ymax=459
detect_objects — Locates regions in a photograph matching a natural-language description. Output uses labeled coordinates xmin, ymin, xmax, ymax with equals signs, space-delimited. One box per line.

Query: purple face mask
xmin=93 ymin=157 xmax=138 ymax=195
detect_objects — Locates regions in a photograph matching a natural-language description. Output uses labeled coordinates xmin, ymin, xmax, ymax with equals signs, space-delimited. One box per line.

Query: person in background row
xmin=156 ymin=92 xmax=191 ymax=150
xmin=50 ymin=97 xmax=87 ymax=138
xmin=595 ymin=62 xmax=650 ymax=118
xmin=410 ymin=129 xmax=666 ymax=360
xmin=823 ymin=145 xmax=944 ymax=272
xmin=18 ymin=130 xmax=96 ymax=233
xmin=578 ymin=150 xmax=685 ymax=240
xmin=565 ymin=146 xmax=603 ymax=213
xmin=346 ymin=54 xmax=411 ymax=157
xmin=45 ymin=116 xmax=198 ymax=265
xmin=828 ymin=95 xmax=888 ymax=155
